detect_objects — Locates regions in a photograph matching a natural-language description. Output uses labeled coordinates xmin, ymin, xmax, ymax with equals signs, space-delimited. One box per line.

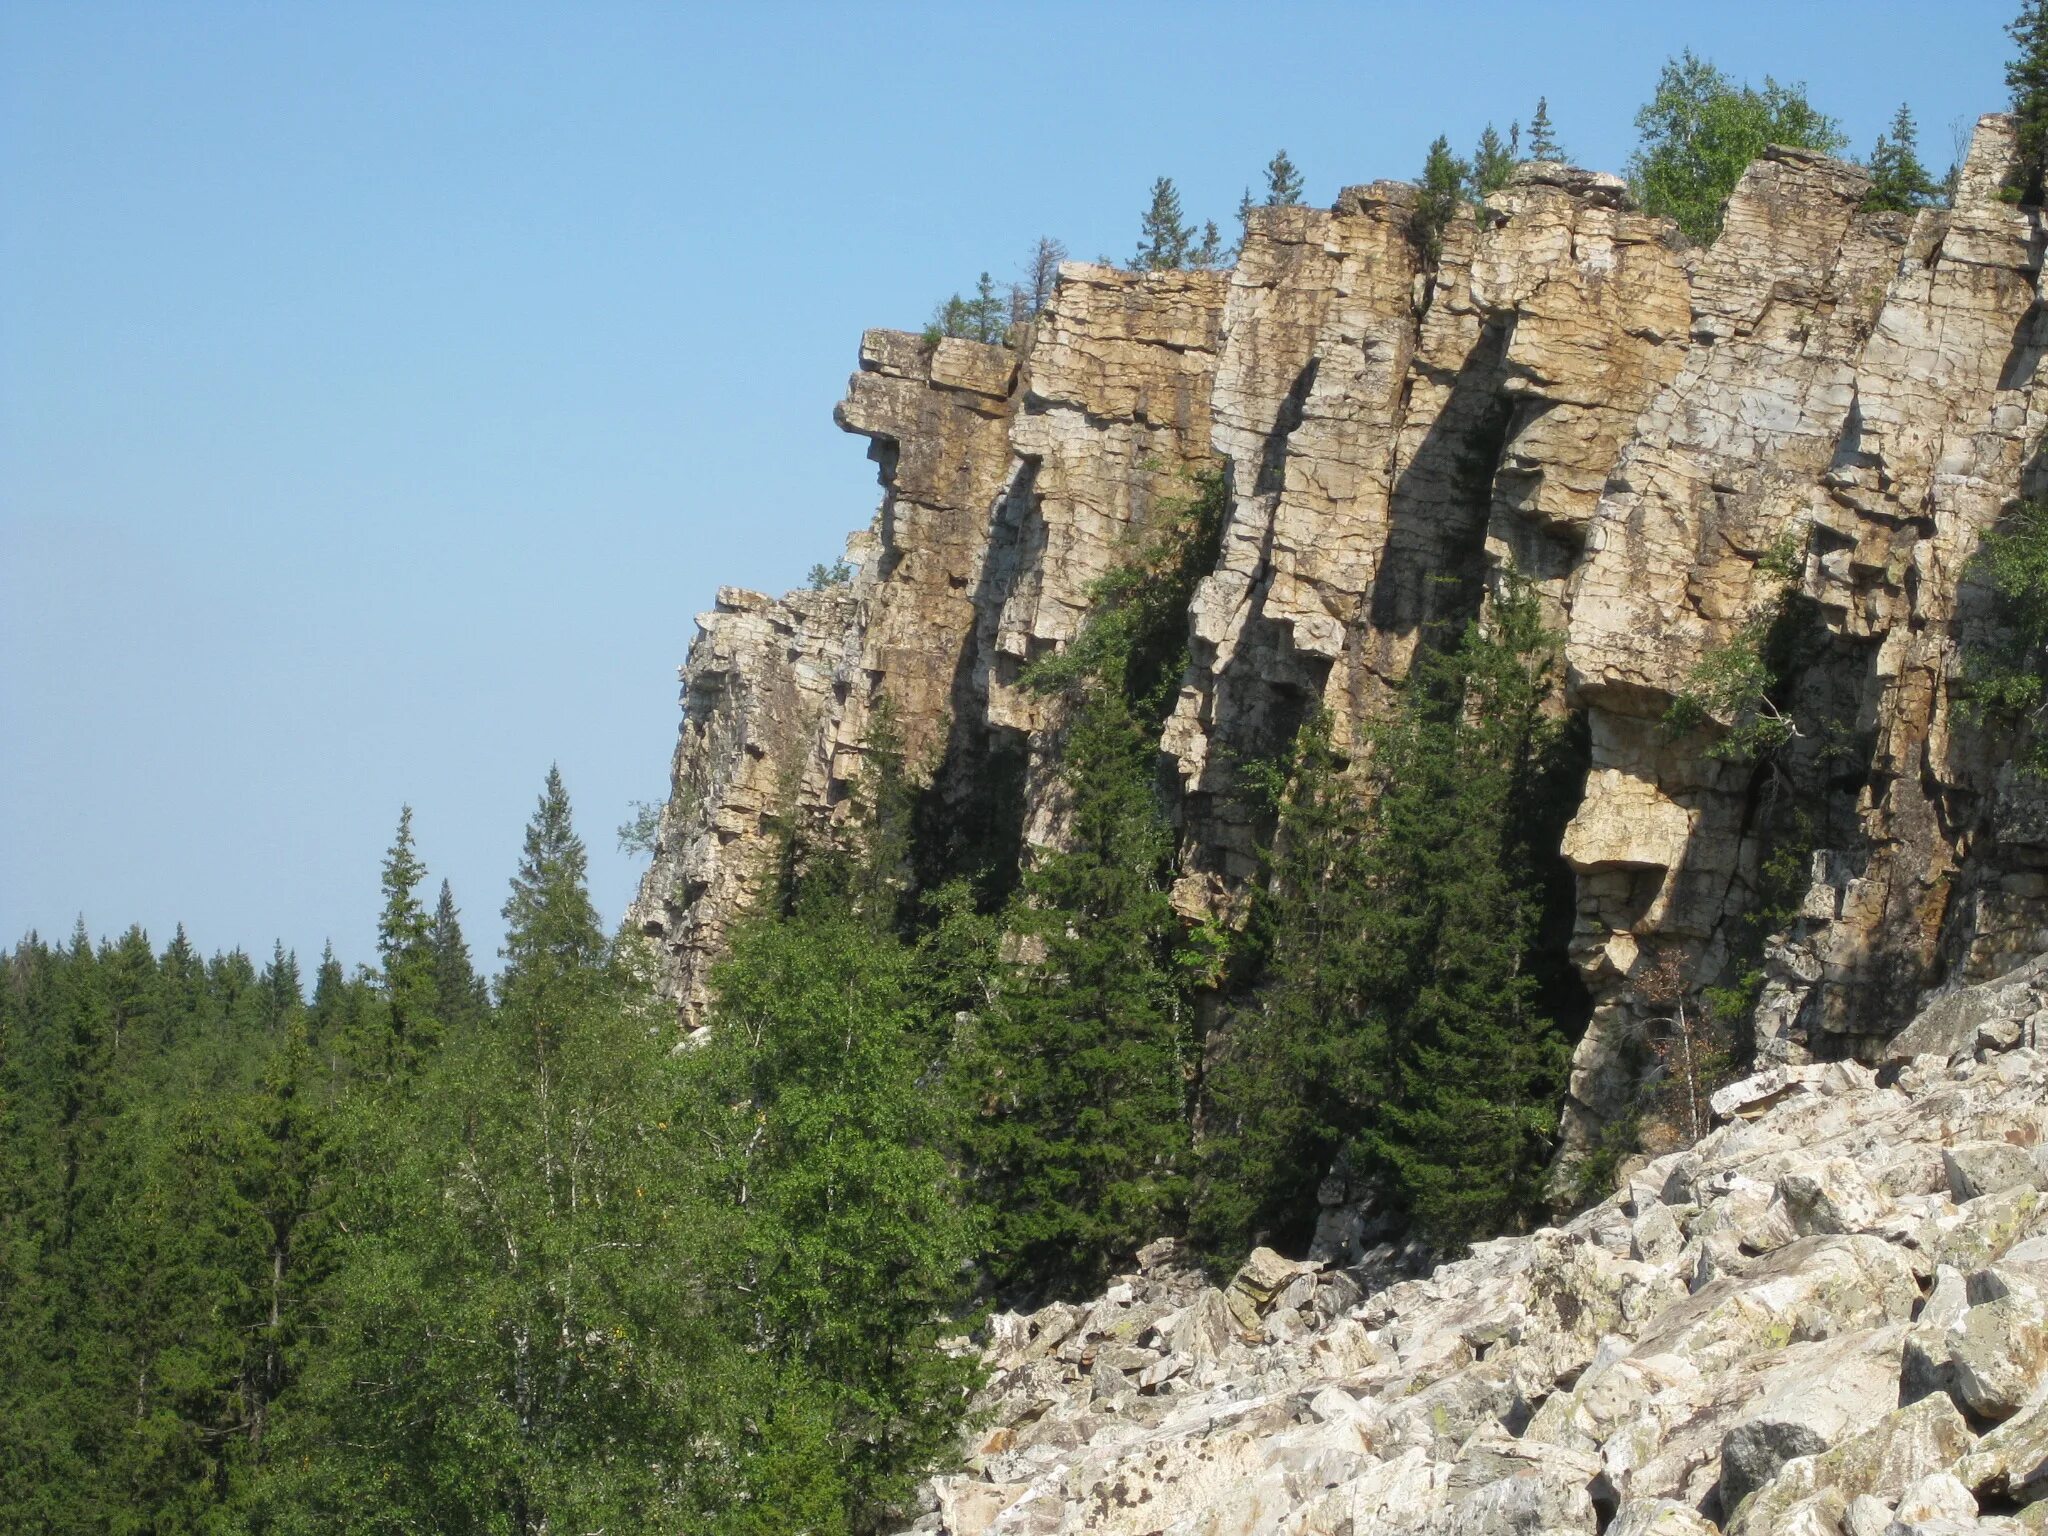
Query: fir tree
xmin=427 ymin=879 xmax=489 ymax=1031
xmin=1194 ymin=585 xmax=1580 ymax=1263
xmin=1264 ymin=147 xmax=1305 ymax=206
xmin=956 ymin=471 xmax=1228 ymax=1295
xmin=375 ymin=806 xmax=438 ymax=1067
xmin=1414 ymin=135 xmax=1471 ymax=264
xmin=1526 ymin=95 xmax=1564 ymax=160
xmin=1133 ymin=175 xmax=1194 ymax=270
xmin=1864 ymin=102 xmax=1939 ymax=211
xmin=1472 ymin=123 xmax=1515 ymax=198
xmin=280 ymin=808 xmax=722 ymax=1534
xmin=1360 ymin=587 xmax=1576 ymax=1249
xmin=1191 ymin=219 xmax=1225 ymax=268
xmin=499 ymin=766 xmax=605 ymax=1010
xmin=2010 ymin=0 xmax=2048 ymax=201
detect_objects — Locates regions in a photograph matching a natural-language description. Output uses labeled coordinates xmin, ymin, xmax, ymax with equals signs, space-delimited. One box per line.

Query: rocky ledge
xmin=907 ymin=956 xmax=2048 ymax=1535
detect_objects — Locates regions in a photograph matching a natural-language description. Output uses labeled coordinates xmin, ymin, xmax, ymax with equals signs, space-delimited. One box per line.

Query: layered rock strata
xmin=899 ymin=954 xmax=2048 ymax=1535
xmin=632 ymin=116 xmax=2048 ymax=1161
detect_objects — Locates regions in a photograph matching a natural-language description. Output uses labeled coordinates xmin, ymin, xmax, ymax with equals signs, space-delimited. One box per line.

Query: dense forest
xmin=14 ymin=11 xmax=2048 ymax=1531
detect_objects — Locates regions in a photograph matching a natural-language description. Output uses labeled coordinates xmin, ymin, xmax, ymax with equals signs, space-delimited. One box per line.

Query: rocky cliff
xmin=903 ymin=954 xmax=2048 ymax=1535
xmin=630 ymin=116 xmax=2048 ymax=1147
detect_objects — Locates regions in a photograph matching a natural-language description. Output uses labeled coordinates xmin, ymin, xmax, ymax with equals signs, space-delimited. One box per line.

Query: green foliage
xmin=1264 ymin=148 xmax=1305 ymax=206
xmin=1628 ymin=50 xmax=1847 ymax=244
xmin=375 ymin=805 xmax=440 ymax=1068
xmin=2010 ymin=0 xmax=2048 ymax=201
xmin=928 ymin=272 xmax=1009 ymax=345
xmin=1414 ymin=135 xmax=1471 ymax=264
xmin=499 ymin=765 xmax=607 ymax=1010
xmin=1134 ymin=175 xmax=1194 ymax=270
xmin=955 ymin=470 xmax=1228 ymax=1296
xmin=1526 ymin=96 xmax=1565 ymax=162
xmin=1864 ymin=102 xmax=1941 ymax=212
xmin=1959 ymin=497 xmax=2048 ymax=774
xmin=808 ymin=556 xmax=855 ymax=589
xmin=1663 ymin=532 xmax=1809 ymax=763
xmin=1472 ymin=123 xmax=1516 ymax=198
xmin=1195 ymin=582 xmax=1579 ymax=1260
xmin=616 ymin=796 xmax=665 ymax=856
xmin=695 ymin=897 xmax=984 ymax=1527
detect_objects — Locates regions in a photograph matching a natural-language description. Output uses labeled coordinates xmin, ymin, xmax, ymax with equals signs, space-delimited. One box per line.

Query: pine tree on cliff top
xmin=1472 ymin=123 xmax=1515 ymax=198
xmin=1264 ymin=148 xmax=1305 ymax=206
xmin=1133 ymin=175 xmax=1194 ymax=270
xmin=2009 ymin=0 xmax=2048 ymax=201
xmin=1526 ymin=95 xmax=1564 ymax=161
xmin=1864 ymin=103 xmax=1940 ymax=212
xmin=1414 ymin=135 xmax=1470 ymax=263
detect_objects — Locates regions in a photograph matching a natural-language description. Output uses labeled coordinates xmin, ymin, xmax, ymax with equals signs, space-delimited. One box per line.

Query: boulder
xmin=1952 ymin=1289 xmax=2048 ymax=1420
xmin=1944 ymin=1141 xmax=2047 ymax=1202
xmin=1956 ymin=1393 xmax=2048 ymax=1505
xmin=1726 ymin=1396 xmax=1977 ymax=1536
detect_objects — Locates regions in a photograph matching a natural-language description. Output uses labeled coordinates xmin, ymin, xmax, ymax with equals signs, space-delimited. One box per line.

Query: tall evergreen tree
xmin=1133 ymin=176 xmax=1194 ymax=270
xmin=375 ymin=806 xmax=438 ymax=1067
xmin=1194 ymin=586 xmax=1579 ymax=1262
xmin=279 ymin=788 xmax=721 ymax=1536
xmin=428 ymin=879 xmax=489 ymax=1031
xmin=1526 ymin=95 xmax=1564 ymax=160
xmin=955 ymin=471 xmax=1227 ymax=1295
xmin=1865 ymin=102 xmax=1940 ymax=211
xmin=1264 ymin=147 xmax=1305 ymax=206
xmin=2010 ymin=0 xmax=2048 ymax=201
xmin=1414 ymin=135 xmax=1471 ymax=264
xmin=1472 ymin=123 xmax=1516 ymax=198
xmin=499 ymin=766 xmax=605 ymax=1009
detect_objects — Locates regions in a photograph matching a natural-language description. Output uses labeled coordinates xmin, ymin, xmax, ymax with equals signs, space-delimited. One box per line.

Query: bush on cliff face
xmin=1960 ymin=496 xmax=2048 ymax=773
xmin=1194 ymin=582 xmax=1579 ymax=1260
xmin=1628 ymin=50 xmax=1847 ymax=243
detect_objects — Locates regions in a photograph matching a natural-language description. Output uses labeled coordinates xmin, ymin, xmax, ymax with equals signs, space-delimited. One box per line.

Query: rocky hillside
xmin=903 ymin=954 xmax=2048 ymax=1535
xmin=631 ymin=113 xmax=2048 ymax=1166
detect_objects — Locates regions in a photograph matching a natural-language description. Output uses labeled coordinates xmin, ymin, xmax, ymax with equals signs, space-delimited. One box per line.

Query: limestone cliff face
xmin=631 ymin=116 xmax=2048 ymax=1152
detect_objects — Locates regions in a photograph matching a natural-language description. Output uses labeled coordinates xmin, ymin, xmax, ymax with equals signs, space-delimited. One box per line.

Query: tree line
xmin=935 ymin=32 xmax=2032 ymax=345
xmin=0 ymin=769 xmax=979 ymax=1534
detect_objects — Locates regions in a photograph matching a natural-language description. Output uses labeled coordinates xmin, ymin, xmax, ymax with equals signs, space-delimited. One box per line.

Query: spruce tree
xmin=375 ymin=806 xmax=438 ymax=1067
xmin=499 ymin=766 xmax=605 ymax=1010
xmin=1414 ymin=135 xmax=1470 ymax=264
xmin=1360 ymin=587 xmax=1575 ymax=1249
xmin=1191 ymin=219 xmax=1225 ymax=268
xmin=427 ymin=879 xmax=489 ymax=1032
xmin=2010 ymin=0 xmax=2048 ymax=201
xmin=1264 ymin=148 xmax=1305 ymax=206
xmin=1472 ymin=123 xmax=1516 ymax=198
xmin=1133 ymin=176 xmax=1194 ymax=270
xmin=1864 ymin=103 xmax=1939 ymax=211
xmin=956 ymin=470 xmax=1227 ymax=1296
xmin=1527 ymin=95 xmax=1564 ymax=160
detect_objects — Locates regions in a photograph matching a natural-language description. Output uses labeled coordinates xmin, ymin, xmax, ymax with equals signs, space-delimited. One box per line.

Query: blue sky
xmin=0 ymin=0 xmax=2017 ymax=974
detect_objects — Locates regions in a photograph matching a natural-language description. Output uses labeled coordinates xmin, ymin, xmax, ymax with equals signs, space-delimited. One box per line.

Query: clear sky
xmin=0 ymin=0 xmax=2018 ymax=975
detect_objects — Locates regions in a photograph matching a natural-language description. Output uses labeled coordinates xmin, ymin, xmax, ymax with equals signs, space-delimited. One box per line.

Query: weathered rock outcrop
xmin=632 ymin=114 xmax=2048 ymax=1158
xmin=898 ymin=956 xmax=2048 ymax=1535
